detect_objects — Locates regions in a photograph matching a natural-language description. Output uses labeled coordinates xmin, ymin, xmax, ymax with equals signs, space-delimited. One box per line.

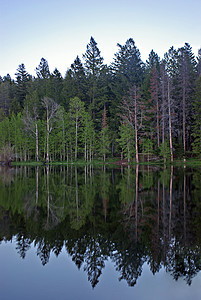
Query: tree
xmin=197 ymin=48 xmax=201 ymax=77
xmin=177 ymin=43 xmax=197 ymax=157
xmin=68 ymin=97 xmax=85 ymax=161
xmin=49 ymin=68 xmax=63 ymax=104
xmin=15 ymin=63 xmax=30 ymax=109
xmin=36 ymin=58 xmax=50 ymax=79
xmin=111 ymin=38 xmax=144 ymax=98
xmin=192 ymin=76 xmax=201 ymax=157
xmin=82 ymin=112 xmax=95 ymax=162
xmin=23 ymin=91 xmax=40 ymax=161
xmin=167 ymin=79 xmax=174 ymax=163
xmin=0 ymin=79 xmax=13 ymax=119
xmin=83 ymin=36 xmax=104 ymax=120
xmin=120 ymin=85 xmax=142 ymax=163
xmin=42 ymin=97 xmax=59 ymax=163
xmin=99 ymin=105 xmax=110 ymax=162
xmin=150 ymin=66 xmax=160 ymax=148
xmin=117 ymin=121 xmax=135 ymax=162
xmin=146 ymin=50 xmax=160 ymax=71
xmin=62 ymin=56 xmax=87 ymax=109
xmin=35 ymin=58 xmax=50 ymax=98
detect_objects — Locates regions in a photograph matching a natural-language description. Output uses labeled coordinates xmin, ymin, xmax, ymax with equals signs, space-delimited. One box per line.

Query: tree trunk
xmin=75 ymin=117 xmax=78 ymax=161
xmin=156 ymin=87 xmax=160 ymax=148
xmin=134 ymin=88 xmax=139 ymax=164
xmin=35 ymin=121 xmax=39 ymax=162
xmin=168 ymin=80 xmax=173 ymax=163
xmin=183 ymin=78 xmax=186 ymax=157
xmin=46 ymin=104 xmax=50 ymax=163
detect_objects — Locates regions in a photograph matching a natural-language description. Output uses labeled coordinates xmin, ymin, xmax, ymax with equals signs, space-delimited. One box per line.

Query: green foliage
xmin=159 ymin=140 xmax=171 ymax=161
xmin=117 ymin=122 xmax=135 ymax=161
xmin=0 ymin=40 xmax=200 ymax=162
xmin=98 ymin=127 xmax=110 ymax=161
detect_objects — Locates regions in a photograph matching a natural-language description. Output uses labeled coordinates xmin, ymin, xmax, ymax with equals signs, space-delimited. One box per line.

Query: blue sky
xmin=0 ymin=0 xmax=200 ymax=78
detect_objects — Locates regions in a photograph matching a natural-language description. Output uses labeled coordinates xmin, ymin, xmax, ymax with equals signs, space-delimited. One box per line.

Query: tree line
xmin=0 ymin=37 xmax=201 ymax=163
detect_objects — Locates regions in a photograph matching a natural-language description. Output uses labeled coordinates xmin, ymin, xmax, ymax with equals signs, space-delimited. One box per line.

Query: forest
xmin=0 ymin=37 xmax=201 ymax=163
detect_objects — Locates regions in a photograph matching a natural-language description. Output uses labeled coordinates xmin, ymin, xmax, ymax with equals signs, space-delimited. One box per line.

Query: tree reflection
xmin=0 ymin=165 xmax=201 ymax=288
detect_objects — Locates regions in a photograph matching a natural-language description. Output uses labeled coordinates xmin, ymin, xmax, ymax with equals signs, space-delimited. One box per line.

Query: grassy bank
xmin=9 ymin=157 xmax=201 ymax=167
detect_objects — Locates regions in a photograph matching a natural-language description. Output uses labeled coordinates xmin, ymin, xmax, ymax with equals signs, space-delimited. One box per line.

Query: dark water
xmin=0 ymin=165 xmax=201 ymax=299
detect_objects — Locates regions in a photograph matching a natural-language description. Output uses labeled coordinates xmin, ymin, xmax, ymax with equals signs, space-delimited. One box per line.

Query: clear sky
xmin=0 ymin=0 xmax=200 ymax=79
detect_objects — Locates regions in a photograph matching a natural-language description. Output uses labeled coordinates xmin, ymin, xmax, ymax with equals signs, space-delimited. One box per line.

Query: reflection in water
xmin=0 ymin=165 xmax=201 ymax=288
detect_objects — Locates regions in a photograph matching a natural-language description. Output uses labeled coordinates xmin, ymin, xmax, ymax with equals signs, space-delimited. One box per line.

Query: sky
xmin=0 ymin=0 xmax=200 ymax=79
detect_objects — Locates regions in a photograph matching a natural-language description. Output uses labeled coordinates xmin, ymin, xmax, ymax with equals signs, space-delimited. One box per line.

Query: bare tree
xmin=121 ymin=85 xmax=143 ymax=163
xmin=42 ymin=97 xmax=59 ymax=163
xmin=168 ymin=79 xmax=173 ymax=163
xmin=23 ymin=105 xmax=39 ymax=161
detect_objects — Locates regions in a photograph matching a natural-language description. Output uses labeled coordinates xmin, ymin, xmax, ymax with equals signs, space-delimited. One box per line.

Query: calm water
xmin=0 ymin=165 xmax=201 ymax=300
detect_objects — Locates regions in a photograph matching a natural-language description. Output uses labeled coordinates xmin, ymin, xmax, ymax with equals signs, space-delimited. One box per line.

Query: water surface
xmin=0 ymin=165 xmax=201 ymax=299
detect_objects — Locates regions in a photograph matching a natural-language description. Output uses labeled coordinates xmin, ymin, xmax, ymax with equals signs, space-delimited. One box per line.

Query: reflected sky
xmin=1 ymin=165 xmax=201 ymax=299
xmin=1 ymin=240 xmax=201 ymax=300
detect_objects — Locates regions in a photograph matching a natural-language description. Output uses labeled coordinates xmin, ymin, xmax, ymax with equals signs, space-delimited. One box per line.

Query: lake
xmin=0 ymin=164 xmax=201 ymax=300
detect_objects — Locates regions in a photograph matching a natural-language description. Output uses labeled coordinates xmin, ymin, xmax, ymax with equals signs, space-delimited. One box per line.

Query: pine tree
xmin=36 ymin=58 xmax=50 ymax=79
xmin=197 ymin=48 xmax=201 ymax=77
xmin=62 ymin=56 xmax=87 ymax=108
xmin=49 ymin=68 xmax=63 ymax=104
xmin=111 ymin=38 xmax=144 ymax=98
xmin=83 ymin=36 xmax=104 ymax=120
xmin=177 ymin=43 xmax=197 ymax=156
xmin=15 ymin=63 xmax=30 ymax=109
xmin=35 ymin=58 xmax=50 ymax=97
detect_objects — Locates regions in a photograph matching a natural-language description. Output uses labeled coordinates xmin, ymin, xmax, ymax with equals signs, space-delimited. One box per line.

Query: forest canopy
xmin=0 ymin=37 xmax=201 ymax=163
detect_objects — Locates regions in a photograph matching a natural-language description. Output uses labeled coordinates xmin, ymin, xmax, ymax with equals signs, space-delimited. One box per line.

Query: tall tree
xmin=35 ymin=58 xmax=50 ymax=97
xmin=111 ymin=38 xmax=144 ymax=98
xmin=178 ymin=43 xmax=197 ymax=156
xmin=42 ymin=97 xmax=59 ymax=163
xmin=120 ymin=85 xmax=142 ymax=163
xmin=23 ymin=91 xmax=40 ymax=161
xmin=99 ymin=104 xmax=110 ymax=162
xmin=62 ymin=56 xmax=87 ymax=108
xmin=49 ymin=68 xmax=63 ymax=104
xmin=68 ymin=97 xmax=85 ymax=161
xmin=36 ymin=57 xmax=50 ymax=79
xmin=15 ymin=63 xmax=30 ymax=109
xmin=150 ymin=66 xmax=160 ymax=148
xmin=83 ymin=36 xmax=104 ymax=119
xmin=192 ymin=76 xmax=201 ymax=157
xmin=197 ymin=48 xmax=201 ymax=78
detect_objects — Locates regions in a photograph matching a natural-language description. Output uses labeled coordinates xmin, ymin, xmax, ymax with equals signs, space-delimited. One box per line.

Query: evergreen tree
xmin=177 ymin=43 xmax=197 ymax=156
xmin=197 ymin=48 xmax=201 ymax=77
xmin=62 ymin=56 xmax=87 ymax=109
xmin=35 ymin=58 xmax=50 ymax=98
xmin=36 ymin=57 xmax=50 ymax=79
xmin=49 ymin=68 xmax=63 ymax=104
xmin=83 ymin=36 xmax=104 ymax=120
xmin=15 ymin=63 xmax=31 ymax=109
xmin=111 ymin=38 xmax=144 ymax=98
